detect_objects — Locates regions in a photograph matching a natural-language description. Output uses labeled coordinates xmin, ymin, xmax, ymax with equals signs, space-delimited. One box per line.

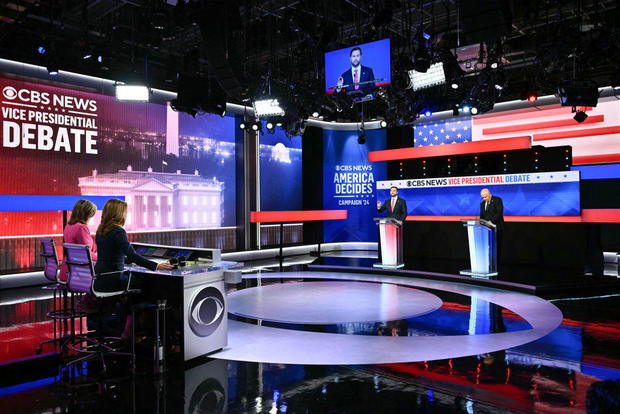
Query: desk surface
xmin=125 ymin=260 xmax=240 ymax=277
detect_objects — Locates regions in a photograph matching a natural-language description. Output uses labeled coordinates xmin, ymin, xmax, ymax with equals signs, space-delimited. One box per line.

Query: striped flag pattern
xmin=471 ymin=99 xmax=620 ymax=165
xmin=413 ymin=99 xmax=620 ymax=165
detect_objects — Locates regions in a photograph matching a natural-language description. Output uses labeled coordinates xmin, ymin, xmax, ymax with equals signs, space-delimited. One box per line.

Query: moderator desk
xmin=127 ymin=243 xmax=239 ymax=362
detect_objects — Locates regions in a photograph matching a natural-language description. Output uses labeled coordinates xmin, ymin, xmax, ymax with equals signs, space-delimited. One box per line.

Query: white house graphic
xmin=78 ymin=166 xmax=223 ymax=230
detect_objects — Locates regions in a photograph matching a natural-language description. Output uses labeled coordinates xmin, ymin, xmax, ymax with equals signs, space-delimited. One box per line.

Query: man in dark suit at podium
xmin=377 ymin=186 xmax=407 ymax=223
xmin=480 ymin=188 xmax=504 ymax=265
xmin=336 ymin=47 xmax=376 ymax=92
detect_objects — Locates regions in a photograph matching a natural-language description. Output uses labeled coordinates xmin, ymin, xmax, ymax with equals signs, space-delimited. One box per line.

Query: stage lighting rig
xmin=573 ymin=109 xmax=588 ymax=123
xmin=116 ymin=84 xmax=150 ymax=102
xmin=253 ymin=98 xmax=285 ymax=117
xmin=408 ymin=62 xmax=446 ymax=91
xmin=558 ymin=81 xmax=599 ymax=107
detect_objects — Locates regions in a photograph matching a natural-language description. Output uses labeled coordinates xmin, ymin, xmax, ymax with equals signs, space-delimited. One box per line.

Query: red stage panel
xmin=581 ymin=209 xmax=620 ymax=223
xmin=406 ymin=215 xmax=582 ymax=223
xmin=251 ymin=210 xmax=347 ymax=223
xmin=573 ymin=153 xmax=620 ymax=165
xmin=406 ymin=211 xmax=620 ymax=223
xmin=482 ymin=115 xmax=604 ymax=135
xmin=368 ymin=136 xmax=531 ymax=162
xmin=533 ymin=126 xmax=620 ymax=142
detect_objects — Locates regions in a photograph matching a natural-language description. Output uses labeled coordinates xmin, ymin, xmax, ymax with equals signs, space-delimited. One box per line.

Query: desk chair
xmin=63 ymin=243 xmax=135 ymax=373
xmin=37 ymin=238 xmax=82 ymax=354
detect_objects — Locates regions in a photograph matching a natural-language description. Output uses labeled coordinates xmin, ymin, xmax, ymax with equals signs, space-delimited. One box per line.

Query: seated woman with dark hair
xmin=60 ymin=199 xmax=98 ymax=282
xmin=94 ymin=198 xmax=173 ymax=339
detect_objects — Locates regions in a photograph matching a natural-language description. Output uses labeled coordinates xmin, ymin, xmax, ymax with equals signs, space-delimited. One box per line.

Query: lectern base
xmin=459 ymin=269 xmax=498 ymax=278
xmin=373 ymin=263 xmax=405 ymax=269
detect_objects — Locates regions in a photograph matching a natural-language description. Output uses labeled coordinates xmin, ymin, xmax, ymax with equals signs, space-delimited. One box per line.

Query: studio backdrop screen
xmin=259 ymin=123 xmax=302 ymax=211
xmin=0 ymin=75 xmax=237 ymax=238
xmin=377 ymin=172 xmax=581 ymax=217
xmin=323 ymin=129 xmax=387 ymax=242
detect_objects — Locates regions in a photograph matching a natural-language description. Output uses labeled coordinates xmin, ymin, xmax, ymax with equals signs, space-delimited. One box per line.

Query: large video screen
xmin=324 ymin=38 xmax=391 ymax=94
xmin=376 ymin=171 xmax=581 ymax=217
xmin=0 ymin=75 xmax=237 ymax=237
xmin=323 ymin=129 xmax=387 ymax=242
xmin=259 ymin=122 xmax=302 ymax=211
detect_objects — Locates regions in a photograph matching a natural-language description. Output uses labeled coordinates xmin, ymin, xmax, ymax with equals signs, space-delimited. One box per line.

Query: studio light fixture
xmin=253 ymin=98 xmax=285 ymax=117
xmin=266 ymin=122 xmax=275 ymax=130
xmin=37 ymin=46 xmax=46 ymax=54
xmin=380 ymin=120 xmax=387 ymax=128
xmin=47 ymin=66 xmax=58 ymax=76
xmin=409 ymin=62 xmax=446 ymax=91
xmin=573 ymin=110 xmax=588 ymax=123
xmin=239 ymin=122 xmax=246 ymax=130
xmin=470 ymin=107 xmax=479 ymax=115
xmin=115 ymin=84 xmax=150 ymax=102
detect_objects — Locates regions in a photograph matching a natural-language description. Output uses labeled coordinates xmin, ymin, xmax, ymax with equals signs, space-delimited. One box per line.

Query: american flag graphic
xmin=414 ymin=117 xmax=473 ymax=147
xmin=413 ymin=99 xmax=620 ymax=165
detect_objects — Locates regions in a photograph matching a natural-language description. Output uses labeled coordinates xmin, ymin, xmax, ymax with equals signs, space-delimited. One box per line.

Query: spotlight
xmin=239 ymin=122 xmax=246 ymax=130
xmin=409 ymin=62 xmax=445 ymax=91
xmin=251 ymin=122 xmax=260 ymax=131
xmin=380 ymin=120 xmax=387 ymax=128
xmin=424 ymin=110 xmax=432 ymax=118
xmin=358 ymin=134 xmax=366 ymax=144
xmin=527 ymin=93 xmax=538 ymax=103
xmin=494 ymin=84 xmax=503 ymax=91
xmin=37 ymin=46 xmax=46 ymax=54
xmin=97 ymin=55 xmax=103 ymax=63
xmin=573 ymin=111 xmax=588 ymax=123
xmin=47 ymin=66 xmax=59 ymax=76
xmin=276 ymin=122 xmax=282 ymax=127
xmin=82 ymin=53 xmax=92 ymax=60
xmin=462 ymin=105 xmax=470 ymax=113
xmin=490 ymin=62 xmax=498 ymax=69
xmin=312 ymin=111 xmax=319 ymax=118
xmin=451 ymin=82 xmax=459 ymax=89
xmin=253 ymin=98 xmax=285 ymax=117
xmin=470 ymin=107 xmax=479 ymax=115
xmin=115 ymin=84 xmax=149 ymax=102
xmin=266 ymin=122 xmax=274 ymax=130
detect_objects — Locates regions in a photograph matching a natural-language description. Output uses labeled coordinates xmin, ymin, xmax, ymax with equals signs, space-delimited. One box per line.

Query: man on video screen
xmin=337 ymin=47 xmax=376 ymax=91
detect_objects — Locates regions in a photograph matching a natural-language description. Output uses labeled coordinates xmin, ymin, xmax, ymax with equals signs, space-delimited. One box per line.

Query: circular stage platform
xmin=228 ymin=281 xmax=443 ymax=324
xmin=212 ymin=271 xmax=564 ymax=365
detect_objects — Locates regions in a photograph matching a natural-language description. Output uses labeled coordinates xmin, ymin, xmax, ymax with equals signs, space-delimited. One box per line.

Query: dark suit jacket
xmin=377 ymin=197 xmax=408 ymax=222
xmin=341 ymin=65 xmax=375 ymax=90
xmin=480 ymin=196 xmax=504 ymax=230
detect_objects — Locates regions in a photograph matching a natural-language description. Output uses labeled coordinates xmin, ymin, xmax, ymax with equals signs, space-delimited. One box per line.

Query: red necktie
xmin=391 ymin=198 xmax=395 ymax=211
xmin=354 ymin=69 xmax=359 ymax=90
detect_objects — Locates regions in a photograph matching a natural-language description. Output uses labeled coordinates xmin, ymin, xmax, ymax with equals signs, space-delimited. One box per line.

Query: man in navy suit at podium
xmin=480 ymin=188 xmax=504 ymax=264
xmin=377 ymin=186 xmax=407 ymax=224
xmin=337 ymin=47 xmax=376 ymax=91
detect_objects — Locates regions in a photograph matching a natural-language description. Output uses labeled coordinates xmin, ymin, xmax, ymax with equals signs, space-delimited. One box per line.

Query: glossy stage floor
xmin=2 ymin=253 xmax=620 ymax=413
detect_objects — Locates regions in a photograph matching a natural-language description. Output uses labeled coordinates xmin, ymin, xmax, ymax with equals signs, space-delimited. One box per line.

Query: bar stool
xmin=37 ymin=238 xmax=81 ymax=354
xmin=63 ymin=243 xmax=135 ymax=373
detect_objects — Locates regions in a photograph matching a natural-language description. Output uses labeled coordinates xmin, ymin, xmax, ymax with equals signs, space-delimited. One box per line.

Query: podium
xmin=459 ymin=219 xmax=497 ymax=277
xmin=373 ymin=217 xmax=404 ymax=269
